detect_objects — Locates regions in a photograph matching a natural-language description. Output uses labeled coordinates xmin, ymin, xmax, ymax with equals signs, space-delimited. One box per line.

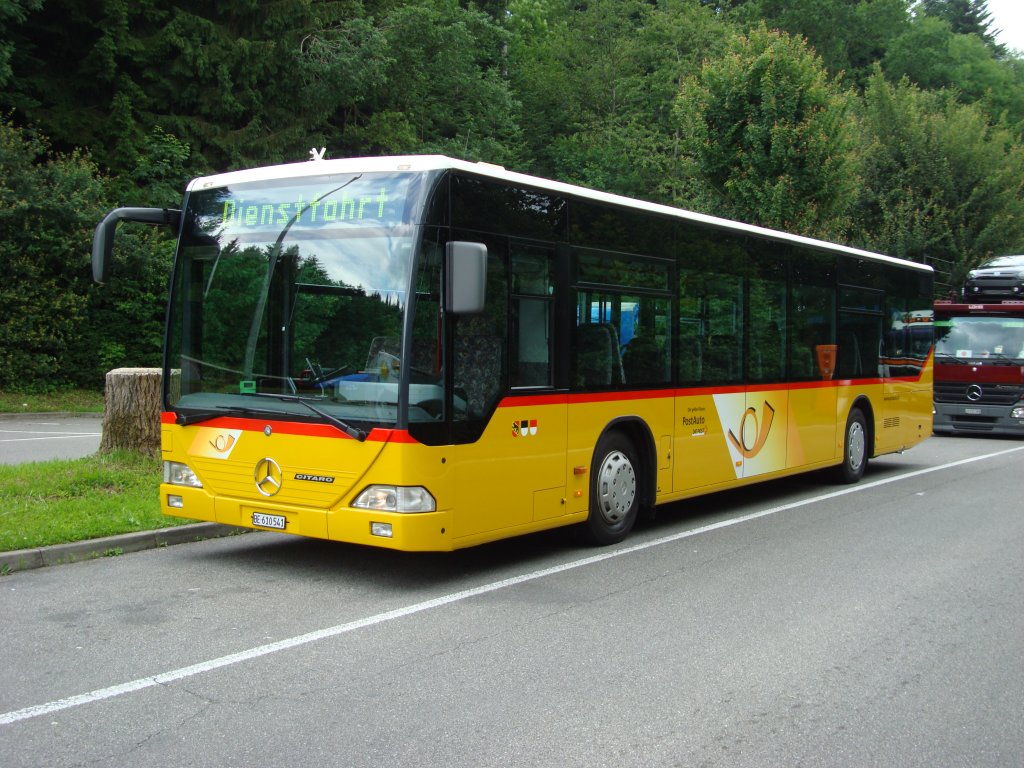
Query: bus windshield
xmin=934 ymin=315 xmax=1024 ymax=361
xmin=166 ymin=171 xmax=437 ymax=432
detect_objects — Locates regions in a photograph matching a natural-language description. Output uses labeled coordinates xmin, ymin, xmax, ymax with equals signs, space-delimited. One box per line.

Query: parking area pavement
xmin=0 ymin=413 xmax=103 ymax=464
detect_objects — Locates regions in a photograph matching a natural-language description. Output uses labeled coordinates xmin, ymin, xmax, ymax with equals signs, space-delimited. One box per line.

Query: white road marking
xmin=0 ymin=434 xmax=101 ymax=443
xmin=2 ymin=443 xmax=1022 ymax=726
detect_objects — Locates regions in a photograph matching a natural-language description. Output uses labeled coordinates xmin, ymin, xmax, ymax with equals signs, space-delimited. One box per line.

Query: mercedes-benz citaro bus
xmin=92 ymin=154 xmax=934 ymax=551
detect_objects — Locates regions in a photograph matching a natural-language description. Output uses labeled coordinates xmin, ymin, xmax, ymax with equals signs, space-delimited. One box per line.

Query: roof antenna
xmin=309 ymin=147 xmax=327 ymax=161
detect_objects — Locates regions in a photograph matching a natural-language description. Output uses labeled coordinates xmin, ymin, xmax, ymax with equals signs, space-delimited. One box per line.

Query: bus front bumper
xmin=161 ymin=484 xmax=455 ymax=551
xmin=933 ymin=403 xmax=1024 ymax=436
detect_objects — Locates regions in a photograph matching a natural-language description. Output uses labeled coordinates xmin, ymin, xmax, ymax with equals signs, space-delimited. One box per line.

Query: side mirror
xmin=92 ymin=207 xmax=181 ymax=283
xmin=445 ymin=241 xmax=487 ymax=314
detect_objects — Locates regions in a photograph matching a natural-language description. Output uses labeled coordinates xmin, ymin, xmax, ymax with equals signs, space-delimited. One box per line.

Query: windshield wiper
xmin=174 ymin=405 xmax=290 ymax=426
xmin=984 ymin=353 xmax=1019 ymax=365
xmin=937 ymin=351 xmax=1020 ymax=365
xmin=249 ymin=392 xmax=367 ymax=441
xmin=175 ymin=409 xmax=223 ymax=426
xmin=934 ymin=353 xmax=971 ymax=364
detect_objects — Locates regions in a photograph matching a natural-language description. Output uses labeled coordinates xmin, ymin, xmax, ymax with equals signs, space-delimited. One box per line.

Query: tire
xmin=835 ymin=407 xmax=868 ymax=484
xmin=583 ymin=431 xmax=640 ymax=545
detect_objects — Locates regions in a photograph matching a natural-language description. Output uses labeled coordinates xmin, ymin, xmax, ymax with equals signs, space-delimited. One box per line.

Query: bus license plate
xmin=252 ymin=512 xmax=286 ymax=530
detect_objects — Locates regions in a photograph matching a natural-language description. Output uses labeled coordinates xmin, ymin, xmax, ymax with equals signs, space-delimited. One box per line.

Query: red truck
xmin=933 ymin=300 xmax=1024 ymax=436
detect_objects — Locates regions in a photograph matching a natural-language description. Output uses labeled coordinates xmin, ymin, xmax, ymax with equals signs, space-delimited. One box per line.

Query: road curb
xmin=0 ymin=411 xmax=103 ymax=420
xmin=0 ymin=523 xmax=246 ymax=574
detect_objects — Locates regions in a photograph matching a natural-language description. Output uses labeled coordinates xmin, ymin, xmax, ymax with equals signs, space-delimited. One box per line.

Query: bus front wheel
xmin=836 ymin=407 xmax=868 ymax=484
xmin=583 ymin=432 xmax=639 ymax=545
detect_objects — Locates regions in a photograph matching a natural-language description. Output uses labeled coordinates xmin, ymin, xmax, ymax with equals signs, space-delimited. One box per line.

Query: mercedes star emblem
xmin=254 ymin=457 xmax=283 ymax=497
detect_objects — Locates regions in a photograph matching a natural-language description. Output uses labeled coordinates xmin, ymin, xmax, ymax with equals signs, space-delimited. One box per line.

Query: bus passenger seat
xmin=838 ymin=333 xmax=861 ymax=377
xmin=454 ymin=335 xmax=503 ymax=416
xmin=574 ymin=323 xmax=624 ymax=387
xmin=678 ymin=338 xmax=702 ymax=381
xmin=703 ymin=335 xmax=735 ymax=381
xmin=791 ymin=347 xmax=814 ymax=378
xmin=622 ymin=335 xmax=668 ymax=385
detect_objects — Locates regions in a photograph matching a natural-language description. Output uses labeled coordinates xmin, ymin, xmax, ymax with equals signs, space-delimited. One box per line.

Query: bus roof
xmin=187 ymin=154 xmax=933 ymax=274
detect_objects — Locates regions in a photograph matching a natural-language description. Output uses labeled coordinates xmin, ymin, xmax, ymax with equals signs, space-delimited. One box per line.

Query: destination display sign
xmin=190 ymin=174 xmax=413 ymax=237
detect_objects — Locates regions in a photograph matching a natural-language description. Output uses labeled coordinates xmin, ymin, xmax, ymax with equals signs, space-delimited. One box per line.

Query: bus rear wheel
xmin=583 ymin=432 xmax=639 ymax=545
xmin=835 ymin=407 xmax=868 ymax=484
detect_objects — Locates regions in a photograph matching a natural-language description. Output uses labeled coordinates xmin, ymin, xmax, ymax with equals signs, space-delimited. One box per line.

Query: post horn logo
xmin=254 ymin=458 xmax=283 ymax=497
xmin=727 ymin=401 xmax=776 ymax=459
xmin=209 ymin=434 xmax=236 ymax=453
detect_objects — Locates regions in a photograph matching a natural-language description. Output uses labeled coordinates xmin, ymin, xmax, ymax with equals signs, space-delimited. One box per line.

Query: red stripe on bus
xmin=159 ymin=412 xmax=416 ymax=443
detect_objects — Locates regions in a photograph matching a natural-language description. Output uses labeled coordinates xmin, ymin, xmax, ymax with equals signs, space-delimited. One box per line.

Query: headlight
xmin=163 ymin=461 xmax=203 ymax=488
xmin=1012 ymin=407 xmax=1024 ymax=419
xmin=352 ymin=485 xmax=436 ymax=513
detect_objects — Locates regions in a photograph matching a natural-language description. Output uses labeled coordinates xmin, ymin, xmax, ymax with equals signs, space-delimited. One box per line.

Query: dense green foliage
xmin=675 ymin=24 xmax=859 ymax=239
xmin=0 ymin=120 xmax=174 ymax=390
xmin=855 ymin=69 xmax=1024 ymax=294
xmin=2 ymin=0 xmax=1024 ymax=390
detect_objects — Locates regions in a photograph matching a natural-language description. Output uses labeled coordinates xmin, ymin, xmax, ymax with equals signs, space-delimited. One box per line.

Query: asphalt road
xmin=0 ymin=414 xmax=102 ymax=464
xmin=2 ymin=434 xmax=1023 ymax=767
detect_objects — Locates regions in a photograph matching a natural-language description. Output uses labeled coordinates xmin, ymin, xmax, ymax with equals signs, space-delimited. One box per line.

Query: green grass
xmin=0 ymin=451 xmax=190 ymax=552
xmin=0 ymin=389 xmax=104 ymax=414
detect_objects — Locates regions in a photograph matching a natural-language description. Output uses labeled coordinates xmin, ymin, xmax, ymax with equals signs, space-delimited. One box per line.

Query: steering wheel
xmin=305 ymin=357 xmax=354 ymax=386
xmin=305 ymin=357 xmax=324 ymax=381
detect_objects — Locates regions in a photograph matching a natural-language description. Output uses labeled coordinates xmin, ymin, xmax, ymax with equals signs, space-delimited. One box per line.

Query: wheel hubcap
xmin=848 ymin=422 xmax=865 ymax=472
xmin=597 ymin=450 xmax=636 ymax=524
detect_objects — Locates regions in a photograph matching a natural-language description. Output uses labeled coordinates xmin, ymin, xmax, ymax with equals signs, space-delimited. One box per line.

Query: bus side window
xmin=452 ymin=242 xmax=507 ymax=421
xmin=678 ymin=270 xmax=703 ymax=383
xmin=837 ymin=286 xmax=883 ymax=379
xmin=678 ymin=231 xmax=747 ymax=386
xmin=703 ymin=279 xmax=743 ymax=384
xmin=453 ymin=322 xmax=503 ymax=416
xmin=749 ymin=275 xmax=786 ymax=382
xmin=621 ymin=296 xmax=671 ymax=386
xmin=574 ymin=321 xmax=624 ymax=387
xmin=788 ymin=248 xmax=836 ymax=381
xmin=511 ymin=244 xmax=554 ymax=388
xmin=789 ymin=284 xmax=833 ymax=380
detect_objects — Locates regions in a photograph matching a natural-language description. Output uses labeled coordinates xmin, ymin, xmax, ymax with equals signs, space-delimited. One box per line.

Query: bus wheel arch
xmin=582 ymin=420 xmax=651 ymax=545
xmin=607 ymin=417 xmax=657 ymax=511
xmin=836 ymin=398 xmax=873 ymax=484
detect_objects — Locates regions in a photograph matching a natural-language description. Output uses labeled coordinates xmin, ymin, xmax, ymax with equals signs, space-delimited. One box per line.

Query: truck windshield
xmin=935 ymin=315 xmax=1024 ymax=361
xmin=166 ymin=171 xmax=438 ymax=431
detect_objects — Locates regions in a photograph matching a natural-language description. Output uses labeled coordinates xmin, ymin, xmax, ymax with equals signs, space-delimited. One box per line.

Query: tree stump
xmin=99 ymin=368 xmax=164 ymax=456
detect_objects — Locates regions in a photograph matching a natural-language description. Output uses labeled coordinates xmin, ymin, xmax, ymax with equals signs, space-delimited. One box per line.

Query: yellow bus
xmin=92 ymin=155 xmax=934 ymax=550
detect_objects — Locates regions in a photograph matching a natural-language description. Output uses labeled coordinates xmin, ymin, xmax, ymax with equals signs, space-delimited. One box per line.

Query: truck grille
xmin=934 ymin=381 xmax=1024 ymax=405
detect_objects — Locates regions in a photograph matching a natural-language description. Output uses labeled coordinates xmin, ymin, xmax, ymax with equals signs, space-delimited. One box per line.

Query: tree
xmin=0 ymin=0 xmax=41 ymax=93
xmin=917 ymin=0 xmax=1004 ymax=54
xmin=9 ymin=0 xmax=523 ymax=173
xmin=750 ymin=0 xmax=913 ymax=88
xmin=852 ymin=69 xmax=1024 ymax=293
xmin=674 ymin=24 xmax=859 ymax=239
xmin=508 ymin=0 xmax=729 ymax=198
xmin=99 ymin=368 xmax=164 ymax=456
xmin=340 ymin=0 xmax=523 ymax=164
xmin=884 ymin=14 xmax=1024 ymax=126
xmin=0 ymin=119 xmax=177 ymax=392
xmin=9 ymin=0 xmax=362 ymax=174
xmin=0 ymin=121 xmax=103 ymax=390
